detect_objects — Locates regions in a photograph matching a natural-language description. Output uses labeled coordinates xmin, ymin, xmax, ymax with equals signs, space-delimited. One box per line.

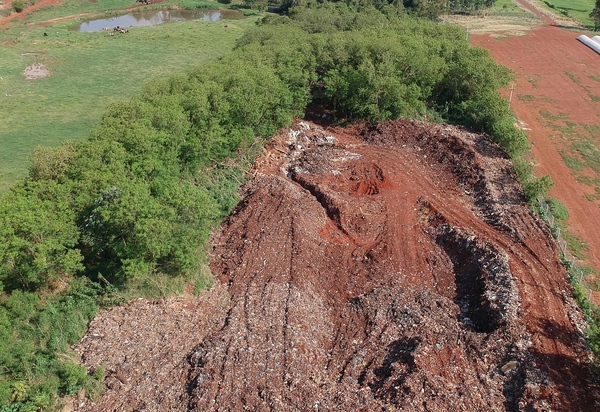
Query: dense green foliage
xmin=0 ymin=3 xmax=547 ymax=409
xmin=592 ymin=0 xmax=600 ymax=30
xmin=0 ymin=279 xmax=100 ymax=410
xmin=273 ymin=0 xmax=498 ymax=18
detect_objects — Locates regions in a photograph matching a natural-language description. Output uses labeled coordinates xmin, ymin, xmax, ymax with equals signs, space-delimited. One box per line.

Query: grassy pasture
xmin=539 ymin=0 xmax=595 ymax=27
xmin=491 ymin=0 xmax=535 ymax=16
xmin=0 ymin=4 xmax=257 ymax=190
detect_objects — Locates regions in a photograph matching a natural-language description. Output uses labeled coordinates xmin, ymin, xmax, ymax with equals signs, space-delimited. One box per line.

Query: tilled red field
xmin=75 ymin=120 xmax=598 ymax=411
xmin=472 ymin=0 xmax=600 ymax=293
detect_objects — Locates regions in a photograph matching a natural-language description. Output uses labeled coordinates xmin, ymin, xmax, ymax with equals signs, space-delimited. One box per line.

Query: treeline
xmin=269 ymin=0 xmax=498 ymax=18
xmin=0 ymin=4 xmax=538 ymax=409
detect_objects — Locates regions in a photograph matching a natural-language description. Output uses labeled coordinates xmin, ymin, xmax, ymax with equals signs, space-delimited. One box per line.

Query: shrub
xmin=523 ymin=175 xmax=554 ymax=202
xmin=548 ymin=198 xmax=569 ymax=221
xmin=12 ymin=1 xmax=25 ymax=12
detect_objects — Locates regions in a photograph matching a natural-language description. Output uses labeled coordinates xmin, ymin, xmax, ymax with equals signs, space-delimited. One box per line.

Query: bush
xmin=58 ymin=363 xmax=87 ymax=396
xmin=523 ymin=175 xmax=554 ymax=202
xmin=488 ymin=118 xmax=529 ymax=157
xmin=12 ymin=1 xmax=24 ymax=12
xmin=548 ymin=198 xmax=569 ymax=221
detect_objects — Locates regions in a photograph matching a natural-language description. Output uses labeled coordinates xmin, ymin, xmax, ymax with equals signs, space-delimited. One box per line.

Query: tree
xmin=591 ymin=0 xmax=600 ymax=31
xmin=403 ymin=0 xmax=448 ymax=19
xmin=0 ymin=181 xmax=83 ymax=292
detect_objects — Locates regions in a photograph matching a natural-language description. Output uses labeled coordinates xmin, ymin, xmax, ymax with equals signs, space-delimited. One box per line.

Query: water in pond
xmin=75 ymin=9 xmax=243 ymax=32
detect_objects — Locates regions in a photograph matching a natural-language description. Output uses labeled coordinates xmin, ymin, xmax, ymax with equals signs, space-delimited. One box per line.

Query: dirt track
xmin=0 ymin=0 xmax=163 ymax=28
xmin=0 ymin=0 xmax=63 ymax=27
xmin=472 ymin=0 xmax=600 ymax=301
xmin=74 ymin=120 xmax=598 ymax=411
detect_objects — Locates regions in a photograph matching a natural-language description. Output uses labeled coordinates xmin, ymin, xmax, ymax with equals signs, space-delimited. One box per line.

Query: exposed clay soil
xmin=0 ymin=0 xmax=63 ymax=27
xmin=74 ymin=119 xmax=599 ymax=411
xmin=471 ymin=0 xmax=600 ymax=301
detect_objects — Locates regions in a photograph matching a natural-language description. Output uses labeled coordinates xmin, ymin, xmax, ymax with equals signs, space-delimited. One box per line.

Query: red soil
xmin=471 ymin=0 xmax=600 ymax=292
xmin=0 ymin=0 xmax=63 ymax=27
xmin=75 ymin=120 xmax=599 ymax=411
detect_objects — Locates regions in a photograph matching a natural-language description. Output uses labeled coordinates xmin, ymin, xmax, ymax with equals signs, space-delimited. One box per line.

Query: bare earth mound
xmin=74 ymin=120 xmax=598 ymax=411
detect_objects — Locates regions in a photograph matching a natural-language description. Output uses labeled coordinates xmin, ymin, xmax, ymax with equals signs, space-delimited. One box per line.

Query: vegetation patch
xmin=567 ymin=266 xmax=600 ymax=354
xmin=541 ymin=112 xmax=600 ymax=207
xmin=539 ymin=110 xmax=568 ymax=121
xmin=564 ymin=70 xmax=581 ymax=84
xmin=560 ymin=150 xmax=586 ymax=172
xmin=547 ymin=197 xmax=570 ymax=220
xmin=564 ymin=230 xmax=590 ymax=260
xmin=517 ymin=93 xmax=535 ymax=101
xmin=526 ymin=74 xmax=539 ymax=88
xmin=541 ymin=0 xmax=594 ymax=27
xmin=573 ymin=138 xmax=600 ymax=174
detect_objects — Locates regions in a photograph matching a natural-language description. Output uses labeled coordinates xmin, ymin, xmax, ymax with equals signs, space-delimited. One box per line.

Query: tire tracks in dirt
xmin=184 ymin=120 xmax=598 ymax=411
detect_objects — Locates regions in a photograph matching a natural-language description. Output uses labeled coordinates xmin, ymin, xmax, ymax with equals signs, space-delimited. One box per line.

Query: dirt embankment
xmin=74 ymin=120 xmax=598 ymax=412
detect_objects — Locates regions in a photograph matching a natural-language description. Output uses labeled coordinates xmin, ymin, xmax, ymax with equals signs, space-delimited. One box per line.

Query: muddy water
xmin=74 ymin=9 xmax=243 ymax=32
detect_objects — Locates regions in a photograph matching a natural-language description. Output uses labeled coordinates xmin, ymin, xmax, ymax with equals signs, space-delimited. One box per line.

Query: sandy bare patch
xmin=442 ymin=0 xmax=584 ymax=36
xmin=442 ymin=13 xmax=542 ymax=36
xmin=519 ymin=0 xmax=584 ymax=28
xmin=22 ymin=63 xmax=49 ymax=79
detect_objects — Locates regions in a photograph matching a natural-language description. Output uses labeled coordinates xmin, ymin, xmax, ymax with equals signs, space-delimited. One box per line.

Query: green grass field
xmin=539 ymin=0 xmax=595 ymax=27
xmin=0 ymin=2 xmax=257 ymax=191
xmin=491 ymin=0 xmax=533 ymax=15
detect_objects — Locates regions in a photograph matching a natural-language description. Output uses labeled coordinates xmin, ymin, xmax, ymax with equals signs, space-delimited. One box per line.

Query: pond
xmin=74 ymin=9 xmax=244 ymax=32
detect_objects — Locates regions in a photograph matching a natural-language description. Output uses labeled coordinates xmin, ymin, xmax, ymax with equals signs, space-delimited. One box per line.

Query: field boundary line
xmin=537 ymin=196 xmax=597 ymax=309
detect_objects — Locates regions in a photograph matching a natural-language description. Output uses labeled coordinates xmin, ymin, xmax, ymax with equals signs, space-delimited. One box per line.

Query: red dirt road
xmin=0 ymin=0 xmax=63 ymax=27
xmin=472 ymin=0 xmax=600 ymax=286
